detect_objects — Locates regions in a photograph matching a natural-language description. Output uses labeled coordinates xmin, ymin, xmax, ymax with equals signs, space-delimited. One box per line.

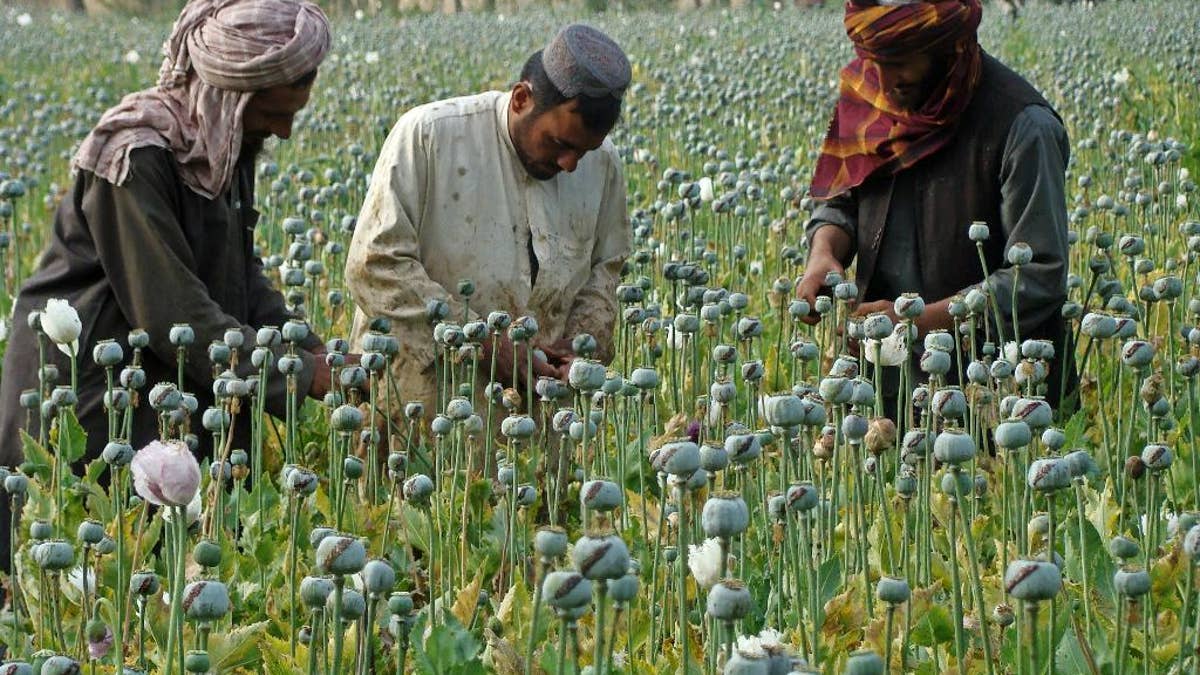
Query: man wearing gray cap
xmin=346 ymin=24 xmax=632 ymax=417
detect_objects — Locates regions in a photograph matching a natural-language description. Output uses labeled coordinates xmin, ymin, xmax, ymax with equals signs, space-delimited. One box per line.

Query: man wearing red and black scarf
xmin=798 ymin=0 xmax=1073 ymax=407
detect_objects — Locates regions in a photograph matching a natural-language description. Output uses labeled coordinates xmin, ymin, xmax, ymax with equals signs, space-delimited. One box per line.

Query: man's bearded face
xmin=873 ymin=51 xmax=943 ymax=112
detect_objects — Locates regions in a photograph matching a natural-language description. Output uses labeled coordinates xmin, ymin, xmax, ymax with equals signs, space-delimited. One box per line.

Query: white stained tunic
xmin=345 ymin=90 xmax=631 ymax=412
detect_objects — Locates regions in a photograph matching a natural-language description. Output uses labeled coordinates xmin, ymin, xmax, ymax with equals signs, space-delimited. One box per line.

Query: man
xmin=0 ymin=0 xmax=335 ymax=470
xmin=345 ymin=24 xmax=632 ymax=419
xmin=797 ymin=0 xmax=1071 ymax=404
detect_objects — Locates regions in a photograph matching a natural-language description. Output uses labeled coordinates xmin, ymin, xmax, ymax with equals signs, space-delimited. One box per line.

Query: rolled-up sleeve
xmin=804 ymin=190 xmax=858 ymax=268
xmin=564 ymin=151 xmax=631 ymax=364
xmin=965 ymin=105 xmax=1070 ymax=340
xmin=344 ymin=115 xmax=477 ymax=371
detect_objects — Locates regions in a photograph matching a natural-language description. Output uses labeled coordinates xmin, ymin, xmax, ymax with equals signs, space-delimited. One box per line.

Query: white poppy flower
xmin=41 ymin=298 xmax=82 ymax=357
xmin=687 ymin=537 xmax=723 ymax=590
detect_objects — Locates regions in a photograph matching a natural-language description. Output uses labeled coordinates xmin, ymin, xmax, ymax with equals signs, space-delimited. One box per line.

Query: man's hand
xmin=795 ymin=252 xmax=844 ymax=325
xmin=309 ymin=361 xmax=332 ymax=399
xmin=480 ymin=334 xmax=559 ymax=390
xmin=851 ymin=299 xmax=899 ymax=324
xmin=796 ymin=224 xmax=853 ymax=326
xmin=542 ymin=338 xmax=577 ymax=380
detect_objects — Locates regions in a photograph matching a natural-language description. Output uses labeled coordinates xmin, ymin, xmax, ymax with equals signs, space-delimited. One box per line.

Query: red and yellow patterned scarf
xmin=810 ymin=0 xmax=983 ymax=200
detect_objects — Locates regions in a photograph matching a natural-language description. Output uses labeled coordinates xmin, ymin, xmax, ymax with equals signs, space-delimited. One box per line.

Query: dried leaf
xmin=452 ymin=574 xmax=483 ymax=625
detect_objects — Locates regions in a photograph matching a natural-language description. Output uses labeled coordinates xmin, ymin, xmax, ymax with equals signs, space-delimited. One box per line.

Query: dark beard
xmin=511 ymin=115 xmax=558 ymax=181
xmin=238 ymin=136 xmax=265 ymax=165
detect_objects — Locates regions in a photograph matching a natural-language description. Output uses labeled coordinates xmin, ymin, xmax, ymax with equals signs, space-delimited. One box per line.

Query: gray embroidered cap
xmin=542 ymin=24 xmax=631 ymax=100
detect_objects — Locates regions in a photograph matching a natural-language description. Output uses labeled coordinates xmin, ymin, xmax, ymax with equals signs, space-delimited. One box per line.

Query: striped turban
xmin=74 ymin=0 xmax=331 ymax=199
xmin=810 ymin=0 xmax=983 ymax=200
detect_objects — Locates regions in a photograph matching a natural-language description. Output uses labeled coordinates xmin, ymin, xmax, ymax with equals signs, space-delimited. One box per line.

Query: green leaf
xmin=55 ymin=407 xmax=87 ymax=464
xmin=815 ymin=554 xmax=843 ymax=627
xmin=209 ymin=619 xmax=269 ymax=672
xmin=1065 ymin=513 xmax=1115 ymax=608
xmin=20 ymin=430 xmax=52 ymax=480
xmin=910 ymin=604 xmax=954 ymax=647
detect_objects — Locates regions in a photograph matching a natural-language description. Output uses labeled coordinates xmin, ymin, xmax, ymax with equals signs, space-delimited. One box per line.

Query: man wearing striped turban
xmin=0 ymin=0 xmax=334 ymax=477
xmin=797 ymin=0 xmax=1073 ymax=408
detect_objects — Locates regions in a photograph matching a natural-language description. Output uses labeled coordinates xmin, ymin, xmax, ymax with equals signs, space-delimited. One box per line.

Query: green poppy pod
xmin=572 ymin=531 xmax=630 ymax=581
xmin=534 ymin=526 xmax=569 ymax=560
xmin=182 ymin=579 xmax=230 ymax=621
xmin=542 ymin=571 xmax=592 ymax=610
xmin=844 ymin=650 xmax=885 ymax=675
xmin=1004 ymin=560 xmax=1061 ymax=601
xmin=706 ymin=579 xmax=753 ymax=621
xmin=933 ymin=428 xmax=976 ymax=465
xmin=315 ymin=535 xmax=366 ymax=576
xmin=1113 ymin=567 xmax=1151 ymax=597
xmin=876 ymin=576 xmax=911 ymax=605
xmin=702 ymin=492 xmax=750 ymax=539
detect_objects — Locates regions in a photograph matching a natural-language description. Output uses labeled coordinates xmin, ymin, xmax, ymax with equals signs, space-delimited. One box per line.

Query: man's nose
xmin=557 ymin=151 xmax=582 ymax=173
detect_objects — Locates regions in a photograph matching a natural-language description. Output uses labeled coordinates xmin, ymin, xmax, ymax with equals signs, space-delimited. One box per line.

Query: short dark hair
xmin=519 ymin=50 xmax=622 ymax=134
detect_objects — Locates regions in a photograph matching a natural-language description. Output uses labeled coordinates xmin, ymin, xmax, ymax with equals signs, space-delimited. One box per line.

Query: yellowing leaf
xmin=452 ymin=573 xmax=483 ymax=625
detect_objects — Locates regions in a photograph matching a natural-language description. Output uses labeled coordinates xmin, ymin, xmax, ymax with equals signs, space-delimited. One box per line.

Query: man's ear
xmin=511 ymin=82 xmax=534 ymax=115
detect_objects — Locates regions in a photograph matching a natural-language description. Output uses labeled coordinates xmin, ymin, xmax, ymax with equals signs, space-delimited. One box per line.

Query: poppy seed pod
xmin=543 ymin=571 xmax=592 ymax=610
xmin=876 ymin=576 xmax=911 ymax=605
xmin=966 ymin=360 xmax=990 ymax=385
xmin=741 ymin=360 xmax=765 ymax=382
xmin=1041 ymin=427 xmax=1067 ymax=451
xmin=92 ymin=340 xmax=124 ymax=368
xmin=403 ymin=474 xmax=434 ymax=503
xmin=933 ymin=428 xmax=976 ymax=465
xmin=762 ymin=392 xmax=804 ymax=428
xmin=1183 ymin=526 xmax=1200 ymax=560
xmin=276 ymin=355 xmax=304 ymax=376
xmin=388 ymin=591 xmax=415 ymax=617
xmin=817 ymin=377 xmax=852 ymax=405
xmin=706 ymin=579 xmax=753 ymax=621
xmin=38 ymin=656 xmax=80 ymax=675
xmin=515 ymin=485 xmax=538 ymax=507
xmin=192 ymin=540 xmax=221 ymax=568
xmin=725 ymin=433 xmax=762 ymax=465
xmin=994 ymin=419 xmax=1032 ymax=450
xmin=500 ymin=415 xmax=536 ymax=439
xmin=1142 ymin=443 xmax=1172 ymax=471
xmin=842 ymin=414 xmax=868 ymax=442
xmin=861 ymin=312 xmax=893 ymax=340
xmin=1013 ymin=398 xmax=1053 ymax=429
xmin=333 ymin=588 xmax=367 ymax=620
xmin=77 ymin=519 xmax=105 ymax=546
xmin=581 ymin=480 xmax=622 ymax=512
xmin=1109 ymin=536 xmax=1140 ymax=561
xmin=919 ymin=350 xmax=952 ymax=376
xmin=710 ymin=378 xmax=737 ymax=405
xmin=1004 ymin=559 xmax=1061 ymax=601
xmin=993 ymin=603 xmax=1015 ymax=627
xmin=1113 ymin=567 xmax=1151 ymax=597
xmin=655 ymin=439 xmax=701 ymax=477
xmin=567 ymin=359 xmax=610 ymax=393
xmin=182 ymin=579 xmax=230 ymax=621
xmin=129 ymin=569 xmax=161 ymax=598
xmin=572 ymin=532 xmax=630 ymax=580
xmin=1121 ymin=340 xmax=1155 ymax=369
xmin=940 ymin=470 xmax=973 ymax=498
xmin=1064 ymin=450 xmax=1099 ymax=479
xmin=330 ymin=405 xmax=363 ymax=433
xmin=702 ymin=492 xmax=750 ymax=539
xmin=700 ymin=443 xmax=729 ymax=473
xmin=300 ymin=575 xmax=335 ymax=608
xmin=0 ymin=662 xmax=33 ymax=675
xmin=608 ymin=572 xmax=639 ymax=605
xmin=894 ymin=292 xmax=925 ymax=319
xmin=932 ymin=387 xmax=967 ymax=420
xmin=361 ymin=559 xmax=396 ymax=596
xmin=315 ymin=534 xmax=366 ymax=576
xmin=786 ymin=482 xmax=819 ymax=512
xmin=1027 ymin=458 xmax=1071 ymax=492
xmin=1006 ymin=242 xmax=1034 ymax=265
xmin=444 ymin=397 xmax=473 ymax=421
xmin=184 ymin=651 xmax=210 ymax=673
xmin=968 ymin=221 xmax=990 ymax=242
xmin=844 ymin=650 xmax=885 ymax=675
xmin=168 ymin=324 xmax=195 ymax=347
xmin=4 ymin=473 xmax=28 ymax=495
xmin=534 ymin=526 xmax=569 ymax=560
